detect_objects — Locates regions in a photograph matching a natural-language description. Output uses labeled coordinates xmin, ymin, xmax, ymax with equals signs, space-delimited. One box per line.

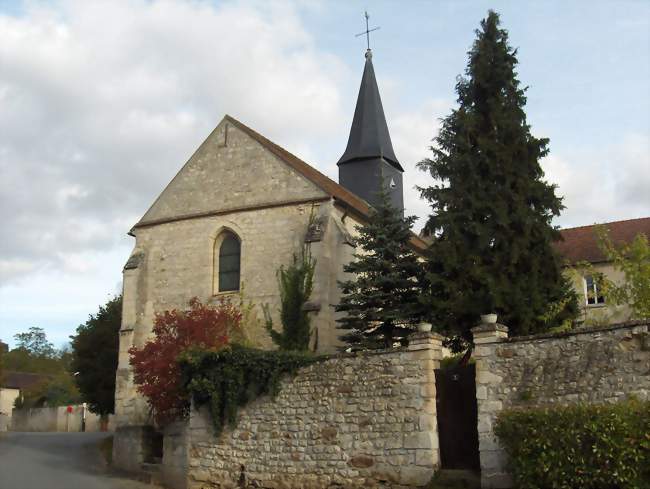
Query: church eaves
xmin=337 ymin=50 xmax=403 ymax=171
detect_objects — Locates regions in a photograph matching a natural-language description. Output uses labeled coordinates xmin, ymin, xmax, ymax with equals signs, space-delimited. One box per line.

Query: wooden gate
xmin=435 ymin=363 xmax=480 ymax=470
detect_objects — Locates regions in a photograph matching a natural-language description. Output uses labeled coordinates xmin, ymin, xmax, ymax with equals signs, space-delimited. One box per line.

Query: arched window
xmin=217 ymin=232 xmax=241 ymax=292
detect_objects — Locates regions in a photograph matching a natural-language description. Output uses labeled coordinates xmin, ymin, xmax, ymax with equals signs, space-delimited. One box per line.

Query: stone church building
xmin=113 ymin=49 xmax=427 ymax=469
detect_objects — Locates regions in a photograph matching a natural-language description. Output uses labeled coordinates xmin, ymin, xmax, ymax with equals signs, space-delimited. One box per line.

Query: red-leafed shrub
xmin=129 ymin=297 xmax=242 ymax=423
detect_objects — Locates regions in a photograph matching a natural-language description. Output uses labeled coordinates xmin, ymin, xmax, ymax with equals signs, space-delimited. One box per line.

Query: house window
xmin=217 ymin=232 xmax=241 ymax=292
xmin=584 ymin=275 xmax=605 ymax=305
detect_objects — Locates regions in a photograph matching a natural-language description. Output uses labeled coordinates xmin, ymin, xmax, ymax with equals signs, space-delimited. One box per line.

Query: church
xmin=114 ymin=48 xmax=427 ymax=439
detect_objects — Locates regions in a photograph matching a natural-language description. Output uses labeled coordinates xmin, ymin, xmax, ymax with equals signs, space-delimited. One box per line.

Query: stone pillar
xmin=471 ymin=323 xmax=512 ymax=489
xmin=401 ymin=331 xmax=444 ymax=485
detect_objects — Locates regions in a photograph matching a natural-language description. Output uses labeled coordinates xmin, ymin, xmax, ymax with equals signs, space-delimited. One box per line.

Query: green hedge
xmin=494 ymin=399 xmax=650 ymax=489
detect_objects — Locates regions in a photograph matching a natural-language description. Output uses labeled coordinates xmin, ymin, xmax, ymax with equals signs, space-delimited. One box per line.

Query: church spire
xmin=337 ymin=45 xmax=404 ymax=212
xmin=337 ymin=49 xmax=402 ymax=171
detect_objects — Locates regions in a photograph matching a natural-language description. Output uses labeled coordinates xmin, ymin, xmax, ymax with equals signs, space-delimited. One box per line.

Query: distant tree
xmin=1 ymin=348 xmax=62 ymax=374
xmin=14 ymin=327 xmax=56 ymax=358
xmin=15 ymin=372 xmax=81 ymax=409
xmin=70 ymin=295 xmax=122 ymax=416
xmin=336 ymin=185 xmax=424 ymax=349
xmin=129 ymin=298 xmax=240 ymax=423
xmin=4 ymin=327 xmax=64 ymax=374
xmin=2 ymin=327 xmax=80 ymax=408
xmin=417 ymin=11 xmax=578 ymax=340
xmin=264 ymin=249 xmax=316 ymax=351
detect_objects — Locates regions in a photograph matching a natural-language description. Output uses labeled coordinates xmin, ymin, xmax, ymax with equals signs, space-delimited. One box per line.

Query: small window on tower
xmin=584 ymin=275 xmax=605 ymax=305
xmin=216 ymin=232 xmax=241 ymax=292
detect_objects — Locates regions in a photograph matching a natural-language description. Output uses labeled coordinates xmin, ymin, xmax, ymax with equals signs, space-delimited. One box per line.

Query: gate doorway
xmin=435 ymin=363 xmax=480 ymax=470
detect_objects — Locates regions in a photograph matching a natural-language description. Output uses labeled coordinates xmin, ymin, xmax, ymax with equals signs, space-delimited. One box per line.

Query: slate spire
xmin=338 ymin=50 xmax=402 ymax=170
xmin=338 ymin=49 xmax=404 ymax=212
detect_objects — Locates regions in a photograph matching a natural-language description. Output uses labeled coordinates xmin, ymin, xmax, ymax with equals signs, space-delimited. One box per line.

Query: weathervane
xmin=355 ymin=11 xmax=380 ymax=51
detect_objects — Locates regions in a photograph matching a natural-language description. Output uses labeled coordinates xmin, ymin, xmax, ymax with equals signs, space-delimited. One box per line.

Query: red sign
xmin=66 ymin=406 xmax=73 ymax=413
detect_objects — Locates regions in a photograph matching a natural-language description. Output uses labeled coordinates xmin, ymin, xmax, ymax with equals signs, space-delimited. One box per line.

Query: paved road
xmin=0 ymin=432 xmax=155 ymax=489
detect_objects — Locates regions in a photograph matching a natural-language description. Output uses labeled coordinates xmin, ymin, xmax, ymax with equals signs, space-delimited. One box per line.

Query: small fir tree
xmin=418 ymin=11 xmax=578 ymax=339
xmin=336 ymin=184 xmax=423 ymax=349
xmin=264 ymin=248 xmax=316 ymax=351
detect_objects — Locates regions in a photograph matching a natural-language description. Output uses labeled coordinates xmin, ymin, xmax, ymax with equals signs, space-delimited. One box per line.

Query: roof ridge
xmin=223 ymin=115 xmax=428 ymax=252
xmin=560 ymin=216 xmax=650 ymax=232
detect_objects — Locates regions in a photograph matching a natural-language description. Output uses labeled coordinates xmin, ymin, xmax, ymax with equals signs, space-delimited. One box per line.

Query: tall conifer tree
xmin=336 ymin=185 xmax=423 ymax=349
xmin=418 ymin=11 xmax=577 ymax=339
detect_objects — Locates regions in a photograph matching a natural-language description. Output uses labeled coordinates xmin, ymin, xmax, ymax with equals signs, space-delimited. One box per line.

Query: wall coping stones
xmin=471 ymin=323 xmax=509 ymax=334
xmin=504 ymin=319 xmax=648 ymax=344
xmin=471 ymin=319 xmax=649 ymax=346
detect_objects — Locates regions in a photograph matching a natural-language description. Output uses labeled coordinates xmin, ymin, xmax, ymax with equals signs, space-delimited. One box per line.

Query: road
xmin=0 ymin=432 xmax=155 ymax=489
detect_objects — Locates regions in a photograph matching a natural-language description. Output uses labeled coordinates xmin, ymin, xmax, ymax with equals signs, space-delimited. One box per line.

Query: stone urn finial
xmin=480 ymin=313 xmax=498 ymax=324
xmin=417 ymin=322 xmax=433 ymax=333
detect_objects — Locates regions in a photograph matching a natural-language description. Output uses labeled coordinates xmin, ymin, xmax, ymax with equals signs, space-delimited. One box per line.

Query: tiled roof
xmin=555 ymin=217 xmax=650 ymax=264
xmin=2 ymin=371 xmax=49 ymax=390
xmin=224 ymin=116 xmax=428 ymax=252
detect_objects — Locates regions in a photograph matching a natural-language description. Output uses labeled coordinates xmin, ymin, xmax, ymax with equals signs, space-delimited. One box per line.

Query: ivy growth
xmin=179 ymin=345 xmax=321 ymax=435
xmin=263 ymin=247 xmax=316 ymax=351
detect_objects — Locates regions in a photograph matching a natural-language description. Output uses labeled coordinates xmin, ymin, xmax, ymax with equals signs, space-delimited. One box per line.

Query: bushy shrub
xmin=129 ymin=297 xmax=241 ymax=423
xmin=179 ymin=345 xmax=318 ymax=435
xmin=494 ymin=399 xmax=650 ymax=489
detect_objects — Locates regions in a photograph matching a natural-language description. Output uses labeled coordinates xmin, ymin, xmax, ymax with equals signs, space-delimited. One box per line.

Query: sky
xmin=1 ymin=0 xmax=648 ymax=348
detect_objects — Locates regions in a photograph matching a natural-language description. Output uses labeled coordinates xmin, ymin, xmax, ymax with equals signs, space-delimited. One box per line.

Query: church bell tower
xmin=338 ymin=48 xmax=404 ymax=212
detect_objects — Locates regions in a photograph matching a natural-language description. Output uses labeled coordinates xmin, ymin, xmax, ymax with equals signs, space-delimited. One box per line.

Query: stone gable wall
xmin=141 ymin=119 xmax=327 ymax=224
xmin=472 ymin=321 xmax=650 ymax=488
xmin=186 ymin=333 xmax=442 ymax=489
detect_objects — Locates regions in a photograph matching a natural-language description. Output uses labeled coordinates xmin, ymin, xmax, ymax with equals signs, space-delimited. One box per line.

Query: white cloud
xmin=0 ymin=0 xmax=346 ymax=285
xmin=544 ymin=133 xmax=650 ymax=228
xmin=390 ymin=99 xmax=452 ymax=231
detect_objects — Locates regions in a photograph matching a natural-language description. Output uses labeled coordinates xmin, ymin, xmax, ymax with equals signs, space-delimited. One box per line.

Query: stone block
xmin=349 ymin=455 xmax=374 ymax=468
xmin=404 ymin=432 xmax=433 ymax=449
xmin=399 ymin=465 xmax=434 ymax=486
xmin=477 ymin=371 xmax=503 ymax=384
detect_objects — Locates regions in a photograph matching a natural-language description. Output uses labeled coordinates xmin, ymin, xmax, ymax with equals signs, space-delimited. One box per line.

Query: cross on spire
xmin=355 ymin=11 xmax=380 ymax=51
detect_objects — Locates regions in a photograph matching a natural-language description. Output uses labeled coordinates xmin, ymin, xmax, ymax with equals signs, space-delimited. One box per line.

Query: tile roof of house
xmin=224 ymin=115 xmax=428 ymax=252
xmin=555 ymin=217 xmax=650 ymax=264
xmin=1 ymin=371 xmax=49 ymax=390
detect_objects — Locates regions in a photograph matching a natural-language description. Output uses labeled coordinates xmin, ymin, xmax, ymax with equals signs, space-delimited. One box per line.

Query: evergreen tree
xmin=336 ymin=185 xmax=423 ymax=349
xmin=70 ymin=295 xmax=122 ymax=416
xmin=418 ymin=11 xmax=578 ymax=339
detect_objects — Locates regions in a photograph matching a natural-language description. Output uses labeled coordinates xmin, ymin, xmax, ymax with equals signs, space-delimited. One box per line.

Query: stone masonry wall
xmin=187 ymin=333 xmax=442 ymax=489
xmin=472 ymin=321 xmax=650 ymax=488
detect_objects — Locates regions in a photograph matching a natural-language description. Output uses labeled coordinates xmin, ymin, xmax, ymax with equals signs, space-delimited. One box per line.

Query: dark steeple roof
xmin=338 ymin=50 xmax=403 ymax=171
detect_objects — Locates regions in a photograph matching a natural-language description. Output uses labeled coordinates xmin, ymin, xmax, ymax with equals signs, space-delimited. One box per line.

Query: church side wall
xmin=472 ymin=321 xmax=650 ymax=488
xmin=187 ymin=333 xmax=442 ymax=489
xmin=114 ymin=200 xmax=346 ymax=431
